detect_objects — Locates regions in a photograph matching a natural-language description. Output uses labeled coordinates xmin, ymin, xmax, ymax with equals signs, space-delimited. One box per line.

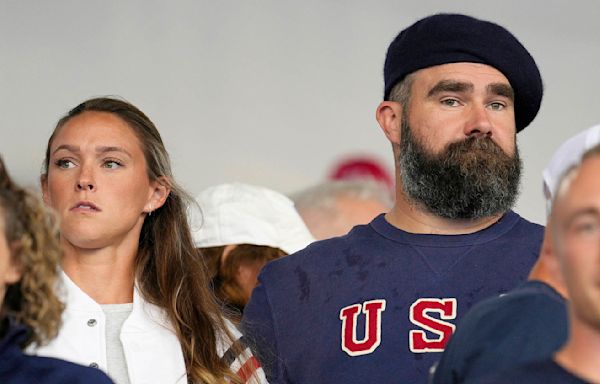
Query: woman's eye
xmin=55 ymin=159 xmax=75 ymax=169
xmin=103 ymin=160 xmax=122 ymax=169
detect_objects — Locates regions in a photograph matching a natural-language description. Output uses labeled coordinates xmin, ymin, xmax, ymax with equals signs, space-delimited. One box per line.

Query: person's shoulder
xmin=261 ymin=232 xmax=353 ymax=273
xmin=488 ymin=211 xmax=544 ymax=259
xmin=479 ymin=359 xmax=587 ymax=384
xmin=509 ymin=211 xmax=545 ymax=233
xmin=484 ymin=281 xmax=563 ymax=308
xmin=460 ymin=281 xmax=564 ymax=326
xmin=16 ymin=354 xmax=113 ymax=383
xmin=503 ymin=280 xmax=565 ymax=303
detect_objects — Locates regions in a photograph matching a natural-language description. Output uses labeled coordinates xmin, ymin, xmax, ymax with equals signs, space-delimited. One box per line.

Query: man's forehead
xmin=556 ymin=157 xmax=600 ymax=216
xmin=412 ymin=62 xmax=511 ymax=87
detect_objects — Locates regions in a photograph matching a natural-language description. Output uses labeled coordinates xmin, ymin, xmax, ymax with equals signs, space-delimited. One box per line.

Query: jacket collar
xmin=59 ymin=271 xmax=173 ymax=334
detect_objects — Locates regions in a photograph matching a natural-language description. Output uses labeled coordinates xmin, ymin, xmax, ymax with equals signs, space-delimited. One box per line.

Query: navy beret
xmin=384 ymin=13 xmax=543 ymax=132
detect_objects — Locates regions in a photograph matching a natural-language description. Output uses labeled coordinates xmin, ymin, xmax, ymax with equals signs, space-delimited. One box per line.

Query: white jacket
xmin=33 ymin=272 xmax=267 ymax=384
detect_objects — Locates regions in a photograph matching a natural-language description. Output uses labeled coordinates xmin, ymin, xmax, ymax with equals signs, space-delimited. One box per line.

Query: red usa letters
xmin=339 ymin=298 xmax=457 ymax=356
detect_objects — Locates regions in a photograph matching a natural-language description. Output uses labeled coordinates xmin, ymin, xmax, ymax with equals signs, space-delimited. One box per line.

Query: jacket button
xmin=87 ymin=319 xmax=97 ymax=327
xmin=89 ymin=362 xmax=99 ymax=368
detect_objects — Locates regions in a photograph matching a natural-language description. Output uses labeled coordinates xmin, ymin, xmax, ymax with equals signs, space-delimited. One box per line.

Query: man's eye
xmin=569 ymin=217 xmax=600 ymax=240
xmin=489 ymin=102 xmax=505 ymax=111
xmin=575 ymin=221 xmax=600 ymax=235
xmin=441 ymin=99 xmax=460 ymax=107
xmin=55 ymin=159 xmax=75 ymax=169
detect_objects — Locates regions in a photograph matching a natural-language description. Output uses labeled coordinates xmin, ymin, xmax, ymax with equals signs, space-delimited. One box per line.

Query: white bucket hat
xmin=190 ymin=183 xmax=315 ymax=254
xmin=543 ymin=124 xmax=600 ymax=215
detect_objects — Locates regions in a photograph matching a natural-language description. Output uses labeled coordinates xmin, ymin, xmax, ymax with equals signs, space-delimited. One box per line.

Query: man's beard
xmin=399 ymin=118 xmax=522 ymax=220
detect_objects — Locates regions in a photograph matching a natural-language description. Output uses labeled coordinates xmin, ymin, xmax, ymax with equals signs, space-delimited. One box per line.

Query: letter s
xmin=409 ymin=298 xmax=456 ymax=353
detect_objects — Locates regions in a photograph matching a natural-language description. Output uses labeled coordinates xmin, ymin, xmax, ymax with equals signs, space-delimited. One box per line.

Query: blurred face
xmin=221 ymin=244 xmax=278 ymax=306
xmin=300 ymin=197 xmax=389 ymax=240
xmin=222 ymin=245 xmax=266 ymax=305
xmin=553 ymin=156 xmax=600 ymax=330
xmin=0 ymin=211 xmax=22 ymax=303
xmin=42 ymin=111 xmax=158 ymax=250
xmin=236 ymin=261 xmax=266 ymax=305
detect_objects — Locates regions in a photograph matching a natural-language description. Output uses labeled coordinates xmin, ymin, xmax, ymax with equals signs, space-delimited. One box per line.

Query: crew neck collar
xmin=369 ymin=210 xmax=520 ymax=247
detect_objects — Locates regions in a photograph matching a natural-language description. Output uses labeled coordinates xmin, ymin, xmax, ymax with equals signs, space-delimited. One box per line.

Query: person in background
xmin=291 ymin=180 xmax=392 ymax=240
xmin=35 ymin=97 xmax=267 ymax=384
xmin=481 ymin=143 xmax=600 ymax=383
xmin=0 ymin=155 xmax=113 ymax=384
xmin=190 ymin=183 xmax=314 ymax=320
xmin=242 ymin=13 xmax=544 ymax=383
xmin=328 ymin=156 xmax=394 ymax=194
xmin=432 ymin=124 xmax=600 ymax=384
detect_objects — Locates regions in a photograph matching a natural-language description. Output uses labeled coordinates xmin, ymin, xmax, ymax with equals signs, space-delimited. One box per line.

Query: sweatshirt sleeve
xmin=241 ymin=280 xmax=284 ymax=384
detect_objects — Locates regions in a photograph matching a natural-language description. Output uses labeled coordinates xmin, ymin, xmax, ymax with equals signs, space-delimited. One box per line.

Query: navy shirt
xmin=480 ymin=359 xmax=591 ymax=384
xmin=242 ymin=212 xmax=542 ymax=383
xmin=432 ymin=280 xmax=567 ymax=384
xmin=0 ymin=319 xmax=113 ymax=384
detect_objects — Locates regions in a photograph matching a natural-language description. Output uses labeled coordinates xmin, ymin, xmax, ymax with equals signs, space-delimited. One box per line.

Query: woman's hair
xmin=201 ymin=245 xmax=286 ymax=316
xmin=0 ymin=156 xmax=63 ymax=348
xmin=42 ymin=97 xmax=246 ymax=383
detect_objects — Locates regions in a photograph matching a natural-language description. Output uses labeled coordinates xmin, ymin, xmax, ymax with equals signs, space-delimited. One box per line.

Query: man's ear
xmin=376 ymin=101 xmax=404 ymax=146
xmin=144 ymin=176 xmax=171 ymax=214
xmin=541 ymin=222 xmax=569 ymax=299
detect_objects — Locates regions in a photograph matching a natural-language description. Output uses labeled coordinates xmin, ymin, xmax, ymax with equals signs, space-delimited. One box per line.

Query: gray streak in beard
xmin=398 ymin=119 xmax=522 ymax=220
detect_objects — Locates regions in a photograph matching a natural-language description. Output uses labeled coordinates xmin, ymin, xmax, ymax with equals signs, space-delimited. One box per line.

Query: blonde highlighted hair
xmin=0 ymin=155 xmax=64 ymax=348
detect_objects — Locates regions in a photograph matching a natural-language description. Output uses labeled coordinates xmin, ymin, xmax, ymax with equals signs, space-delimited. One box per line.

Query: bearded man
xmin=242 ymin=13 xmax=544 ymax=383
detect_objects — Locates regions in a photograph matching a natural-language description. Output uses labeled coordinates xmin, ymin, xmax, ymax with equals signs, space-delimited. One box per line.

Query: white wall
xmin=2 ymin=0 xmax=599 ymax=225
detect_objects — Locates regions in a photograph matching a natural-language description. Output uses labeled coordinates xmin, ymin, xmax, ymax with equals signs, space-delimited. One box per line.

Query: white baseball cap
xmin=190 ymin=183 xmax=315 ymax=254
xmin=543 ymin=124 xmax=600 ymax=215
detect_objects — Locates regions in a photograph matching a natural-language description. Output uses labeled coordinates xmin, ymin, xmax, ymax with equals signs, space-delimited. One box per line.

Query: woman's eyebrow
xmin=52 ymin=144 xmax=79 ymax=155
xmin=96 ymin=146 xmax=133 ymax=158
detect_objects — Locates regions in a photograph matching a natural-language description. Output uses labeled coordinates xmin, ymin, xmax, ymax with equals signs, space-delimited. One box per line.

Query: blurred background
xmin=1 ymin=0 xmax=599 ymax=225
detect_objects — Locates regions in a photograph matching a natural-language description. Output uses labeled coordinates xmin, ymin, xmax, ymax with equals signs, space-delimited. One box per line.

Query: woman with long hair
xmin=34 ymin=97 xmax=266 ymax=384
xmin=0 ymin=155 xmax=112 ymax=383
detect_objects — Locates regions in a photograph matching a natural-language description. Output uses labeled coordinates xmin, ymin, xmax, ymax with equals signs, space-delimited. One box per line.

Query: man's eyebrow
xmin=96 ymin=146 xmax=132 ymax=158
xmin=427 ymin=80 xmax=474 ymax=97
xmin=52 ymin=144 xmax=79 ymax=155
xmin=488 ymin=83 xmax=514 ymax=101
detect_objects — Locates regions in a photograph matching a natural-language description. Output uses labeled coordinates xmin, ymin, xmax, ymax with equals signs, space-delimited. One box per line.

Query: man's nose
xmin=464 ymin=104 xmax=493 ymax=138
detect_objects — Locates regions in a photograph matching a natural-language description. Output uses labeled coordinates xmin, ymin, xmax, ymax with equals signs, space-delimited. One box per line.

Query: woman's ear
xmin=145 ymin=176 xmax=171 ymax=214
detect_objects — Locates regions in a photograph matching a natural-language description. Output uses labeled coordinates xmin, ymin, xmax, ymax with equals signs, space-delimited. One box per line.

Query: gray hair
xmin=553 ymin=142 xmax=600 ymax=209
xmin=291 ymin=179 xmax=394 ymax=214
xmin=388 ymin=73 xmax=414 ymax=107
